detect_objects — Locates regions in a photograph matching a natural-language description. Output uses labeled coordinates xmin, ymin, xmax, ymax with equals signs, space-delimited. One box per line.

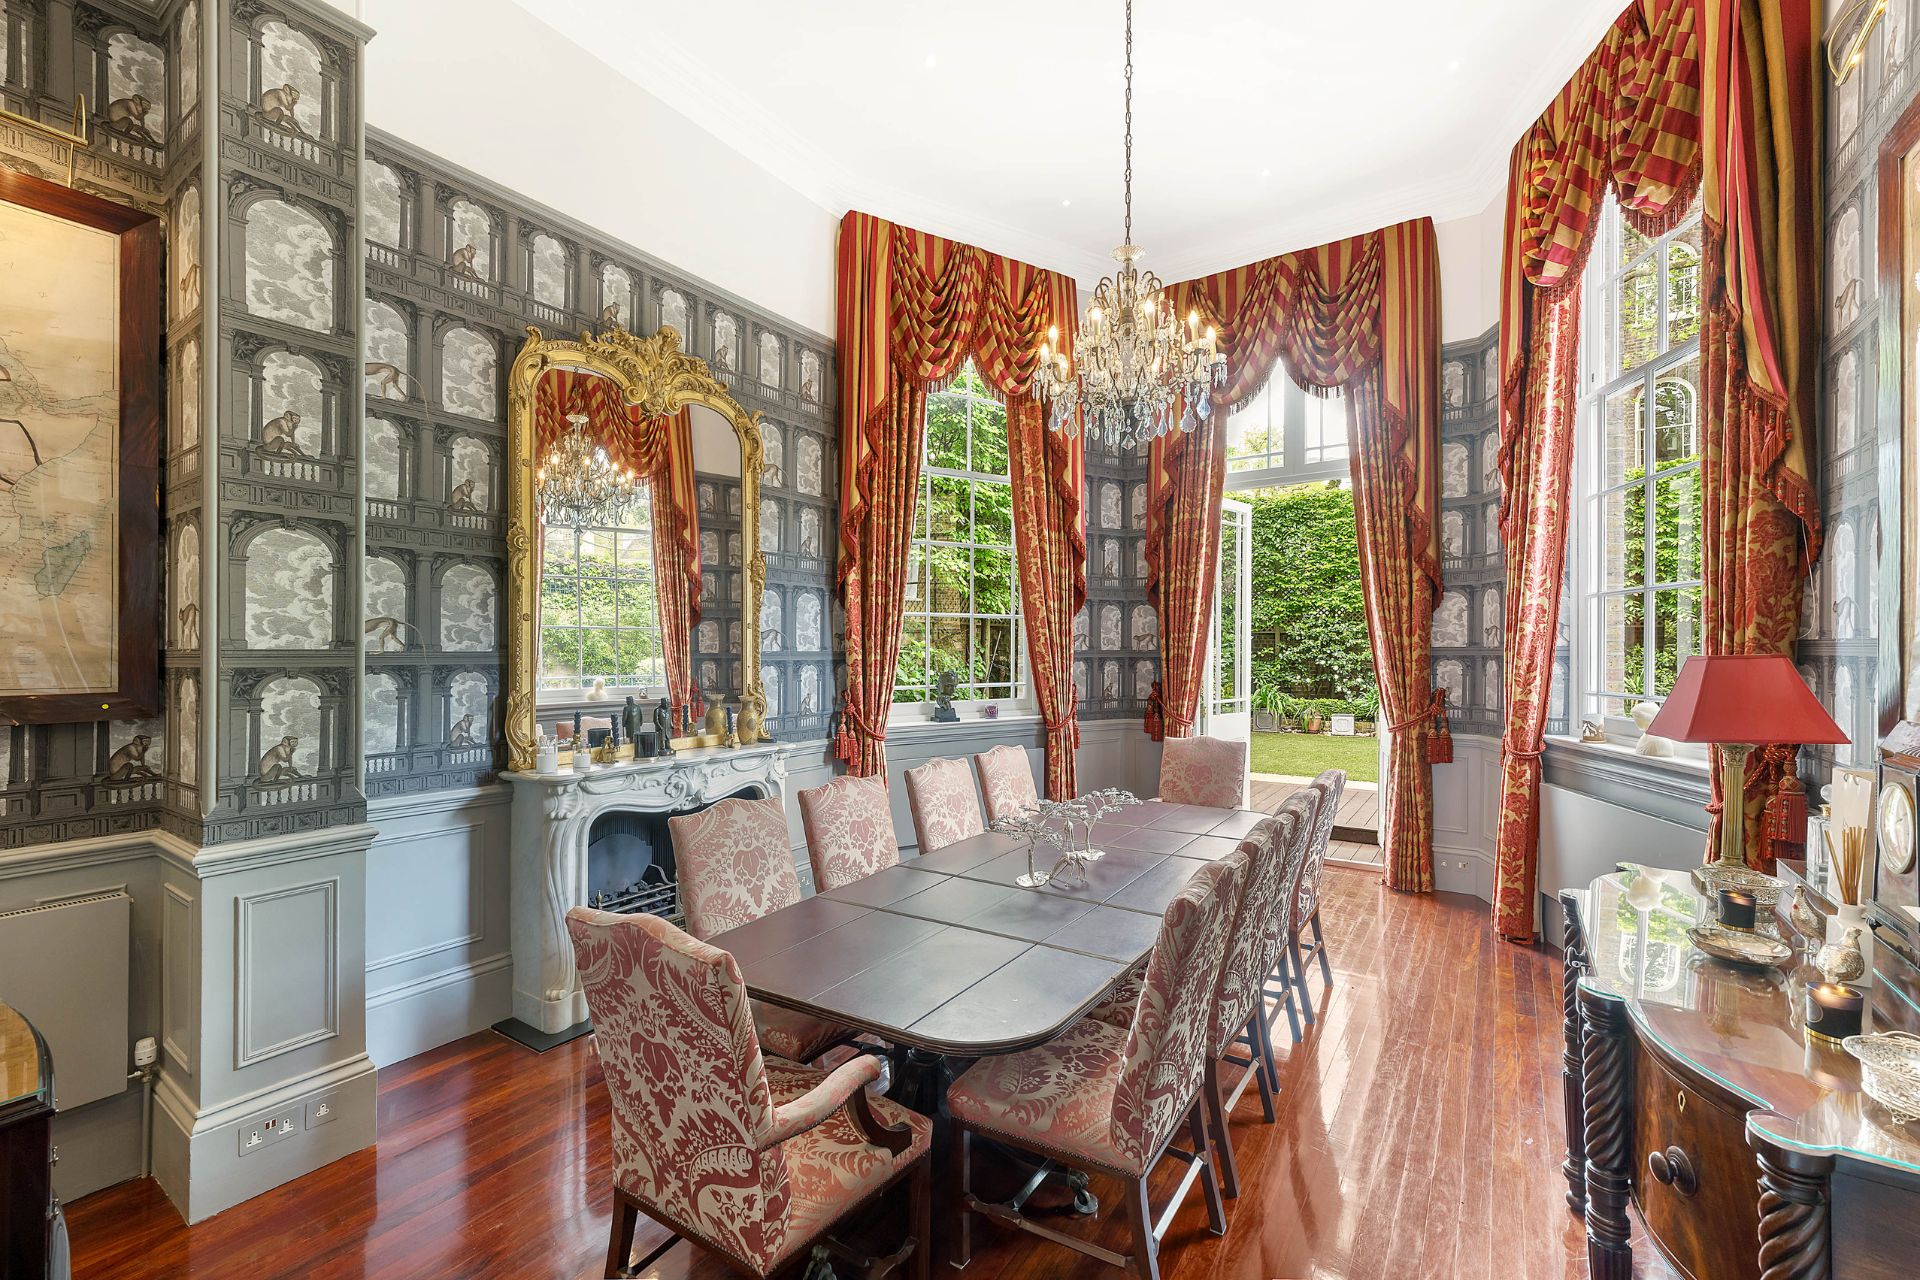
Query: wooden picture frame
xmin=0 ymin=168 xmax=162 ymax=723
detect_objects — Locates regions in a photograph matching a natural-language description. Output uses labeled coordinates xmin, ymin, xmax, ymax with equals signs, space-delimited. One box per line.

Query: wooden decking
xmin=1251 ymin=773 xmax=1383 ymax=869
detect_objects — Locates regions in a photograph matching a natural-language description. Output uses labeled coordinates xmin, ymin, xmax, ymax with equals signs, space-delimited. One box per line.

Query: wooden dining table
xmin=710 ymin=799 xmax=1269 ymax=1060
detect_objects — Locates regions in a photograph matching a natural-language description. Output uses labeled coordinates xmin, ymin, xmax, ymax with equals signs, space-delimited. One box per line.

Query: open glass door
xmin=1204 ymin=499 xmax=1252 ymax=781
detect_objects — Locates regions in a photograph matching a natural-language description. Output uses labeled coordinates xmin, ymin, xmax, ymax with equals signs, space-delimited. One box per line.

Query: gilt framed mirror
xmin=503 ymin=323 xmax=766 ymax=771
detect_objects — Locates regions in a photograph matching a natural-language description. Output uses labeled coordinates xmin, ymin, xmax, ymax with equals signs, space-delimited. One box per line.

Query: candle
xmin=1805 ymin=982 xmax=1865 ymax=1044
xmin=1717 ymin=888 xmax=1757 ymax=931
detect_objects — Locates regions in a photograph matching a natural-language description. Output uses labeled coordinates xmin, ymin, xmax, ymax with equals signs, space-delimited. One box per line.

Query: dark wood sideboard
xmin=1561 ymin=868 xmax=1920 ymax=1280
xmin=0 ymin=1000 xmax=54 ymax=1280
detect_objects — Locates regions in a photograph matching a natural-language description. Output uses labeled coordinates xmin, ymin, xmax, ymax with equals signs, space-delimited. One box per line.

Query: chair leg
xmin=1311 ymin=909 xmax=1333 ymax=986
xmin=605 ymin=1191 xmax=638 ymax=1278
xmin=1246 ymin=1012 xmax=1277 ymax=1123
xmin=910 ymin=1156 xmax=931 ymax=1280
xmin=1291 ymin=930 xmax=1316 ymax=1025
xmin=1186 ymin=1102 xmax=1228 ymax=1235
xmin=1201 ymin=1057 xmax=1240 ymax=1199
xmin=1123 ymin=1175 xmax=1160 ymax=1280
xmin=950 ymin=1125 xmax=973 ymax=1270
xmin=1268 ymin=952 xmax=1304 ymax=1044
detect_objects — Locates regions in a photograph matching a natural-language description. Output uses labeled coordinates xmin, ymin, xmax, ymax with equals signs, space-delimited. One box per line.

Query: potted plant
xmin=1303 ymin=699 xmax=1328 ymax=734
xmin=1251 ymin=683 xmax=1285 ymax=732
xmin=1354 ymin=689 xmax=1380 ymax=736
xmin=1276 ymin=692 xmax=1303 ymax=732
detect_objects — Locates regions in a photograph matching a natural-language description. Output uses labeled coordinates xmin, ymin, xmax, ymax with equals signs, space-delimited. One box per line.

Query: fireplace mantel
xmin=502 ymin=743 xmax=800 ymax=1035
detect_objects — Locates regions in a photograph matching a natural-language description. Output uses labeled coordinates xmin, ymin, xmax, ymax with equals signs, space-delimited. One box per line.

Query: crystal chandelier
xmin=1033 ymin=0 xmax=1227 ymax=449
xmin=538 ymin=412 xmax=640 ymax=528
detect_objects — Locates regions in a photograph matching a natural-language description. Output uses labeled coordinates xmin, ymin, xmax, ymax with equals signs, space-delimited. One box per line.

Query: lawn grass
xmin=1248 ymin=730 xmax=1380 ymax=783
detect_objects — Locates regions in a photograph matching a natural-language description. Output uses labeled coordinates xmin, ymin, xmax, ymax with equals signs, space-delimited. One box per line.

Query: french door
xmin=1203 ymin=499 xmax=1252 ymax=766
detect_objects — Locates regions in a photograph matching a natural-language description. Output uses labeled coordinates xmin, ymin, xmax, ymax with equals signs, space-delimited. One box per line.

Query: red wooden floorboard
xmin=64 ymin=869 xmax=1678 ymax=1279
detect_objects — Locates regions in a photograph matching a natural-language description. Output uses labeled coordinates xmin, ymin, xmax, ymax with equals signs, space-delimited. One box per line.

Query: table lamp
xmin=1645 ymin=655 xmax=1849 ymax=882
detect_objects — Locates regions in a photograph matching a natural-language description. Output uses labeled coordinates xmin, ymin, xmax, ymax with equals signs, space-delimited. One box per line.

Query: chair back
xmin=796 ymin=774 xmax=900 ymax=891
xmin=973 ymin=744 xmax=1040 ymax=823
xmin=1206 ymin=810 xmax=1298 ymax=1055
xmin=1299 ymin=769 xmax=1347 ymax=927
xmin=1112 ymin=855 xmax=1242 ymax=1165
xmin=671 ymin=795 xmax=800 ymax=939
xmin=903 ymin=757 xmax=985 ymax=853
xmin=565 ymin=907 xmax=793 ymax=1262
xmin=1158 ymin=735 xmax=1249 ymax=808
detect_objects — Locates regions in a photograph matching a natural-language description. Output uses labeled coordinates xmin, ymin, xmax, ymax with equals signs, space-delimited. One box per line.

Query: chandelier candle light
xmin=1032 ymin=0 xmax=1226 ymax=448
xmin=538 ymin=411 xmax=641 ymax=528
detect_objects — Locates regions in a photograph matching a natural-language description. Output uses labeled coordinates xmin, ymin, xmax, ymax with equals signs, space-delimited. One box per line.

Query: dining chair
xmin=972 ymin=744 xmax=1040 ymax=824
xmin=567 ymin=907 xmax=932 ymax=1280
xmin=1156 ymin=735 xmax=1249 ymax=809
xmin=947 ymin=855 xmax=1243 ymax=1280
xmin=1291 ymin=768 xmax=1346 ymax=1021
xmin=797 ymin=774 xmax=901 ymax=891
xmin=902 ymin=757 xmax=984 ymax=854
xmin=1262 ymin=790 xmax=1321 ymax=1044
xmin=670 ymin=795 xmax=854 ymax=1064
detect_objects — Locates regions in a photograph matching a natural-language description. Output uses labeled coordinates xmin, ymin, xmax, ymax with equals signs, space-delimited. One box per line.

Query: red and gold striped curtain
xmin=1698 ymin=0 xmax=1823 ymax=869
xmin=836 ymin=212 xmax=1083 ymax=781
xmin=1166 ymin=221 xmax=1444 ymax=891
xmin=533 ymin=370 xmax=701 ymax=721
xmin=1491 ymin=0 xmax=1703 ymax=941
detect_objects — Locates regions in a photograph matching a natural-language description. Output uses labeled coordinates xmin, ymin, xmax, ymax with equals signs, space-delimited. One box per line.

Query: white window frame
xmin=1222 ymin=364 xmax=1352 ymax=490
xmin=1568 ymin=194 xmax=1707 ymax=760
xmin=890 ymin=361 xmax=1032 ymax=723
xmin=535 ymin=488 xmax=672 ymax=705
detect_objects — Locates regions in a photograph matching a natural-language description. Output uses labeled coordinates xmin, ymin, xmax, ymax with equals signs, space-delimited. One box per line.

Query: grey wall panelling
xmin=1433 ymin=325 xmax=1506 ymax=739
xmin=1077 ymin=434 xmax=1156 ymax=723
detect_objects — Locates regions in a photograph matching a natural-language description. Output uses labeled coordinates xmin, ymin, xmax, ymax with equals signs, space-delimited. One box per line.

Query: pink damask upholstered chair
xmin=946 ymin=856 xmax=1243 ymax=1280
xmin=971 ymin=744 xmax=1040 ymax=824
xmin=1156 ymin=735 xmax=1248 ymax=808
xmin=670 ymin=795 xmax=853 ymax=1064
xmin=796 ymin=775 xmax=900 ymax=892
xmin=567 ymin=906 xmax=931 ymax=1280
xmin=1263 ymin=790 xmax=1321 ymax=1046
xmin=902 ymin=757 xmax=985 ymax=854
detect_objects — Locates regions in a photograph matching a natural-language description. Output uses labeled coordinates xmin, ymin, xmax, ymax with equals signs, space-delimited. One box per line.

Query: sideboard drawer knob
xmin=1648 ymin=1150 xmax=1674 ymax=1185
xmin=1663 ymin=1145 xmax=1698 ymax=1198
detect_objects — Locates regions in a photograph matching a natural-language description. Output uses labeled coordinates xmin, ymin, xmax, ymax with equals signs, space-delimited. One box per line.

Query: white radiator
xmin=0 ymin=891 xmax=131 ymax=1111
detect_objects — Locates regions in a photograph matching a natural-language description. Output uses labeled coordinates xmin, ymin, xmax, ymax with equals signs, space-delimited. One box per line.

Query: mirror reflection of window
xmin=537 ymin=493 xmax=669 ymax=693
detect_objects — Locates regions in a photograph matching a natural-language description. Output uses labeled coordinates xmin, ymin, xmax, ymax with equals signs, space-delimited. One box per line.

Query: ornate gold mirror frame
xmin=503 ymin=324 xmax=767 ymax=771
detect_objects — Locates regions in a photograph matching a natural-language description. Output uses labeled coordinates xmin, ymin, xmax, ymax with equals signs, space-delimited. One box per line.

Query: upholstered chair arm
xmin=760 ymin=1053 xmax=907 ymax=1152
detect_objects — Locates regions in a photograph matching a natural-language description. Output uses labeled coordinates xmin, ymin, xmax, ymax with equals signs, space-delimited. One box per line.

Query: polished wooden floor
xmin=67 ymin=869 xmax=1675 ymax=1279
xmin=1250 ymin=777 xmax=1384 ymax=869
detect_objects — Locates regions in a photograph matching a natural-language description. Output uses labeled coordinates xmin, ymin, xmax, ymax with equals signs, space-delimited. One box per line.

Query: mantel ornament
xmin=502 ymin=323 xmax=771 ymax=770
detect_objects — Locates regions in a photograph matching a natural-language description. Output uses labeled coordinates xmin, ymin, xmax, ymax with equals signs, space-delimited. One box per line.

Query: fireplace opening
xmin=584 ymin=788 xmax=765 ymax=919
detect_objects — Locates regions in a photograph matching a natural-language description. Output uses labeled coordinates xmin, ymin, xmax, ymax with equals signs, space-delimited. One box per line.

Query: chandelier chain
xmin=1122 ymin=0 xmax=1132 ymax=248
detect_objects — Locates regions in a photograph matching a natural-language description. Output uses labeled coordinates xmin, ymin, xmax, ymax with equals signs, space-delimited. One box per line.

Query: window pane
xmin=616 ymin=530 xmax=651 ymax=573
xmin=579 ymin=628 xmax=618 ymax=682
xmin=1651 ymin=585 xmax=1700 ymax=699
xmin=613 ymin=578 xmax=655 ymax=629
xmin=544 ymin=528 xmax=577 ymax=574
xmin=1304 ymin=392 xmax=1348 ymax=463
xmin=1652 ymin=469 xmax=1701 ymax=584
xmin=1621 ymin=218 xmax=1655 ymax=267
xmin=1652 ymin=356 xmax=1700 ymax=469
xmin=974 ymin=480 xmax=1013 ymax=544
xmin=927 ymin=393 xmax=967 ymax=470
xmin=1599 ymin=593 xmax=1647 ymax=699
xmin=580 ymin=576 xmax=616 ymax=627
xmin=578 ymin=530 xmax=616 ymax=575
xmin=927 ymin=544 xmax=970 ymax=612
xmin=973 ymin=618 xmax=1017 ymax=687
xmin=1603 ymin=385 xmax=1645 ymax=485
xmin=955 ymin=361 xmax=985 ymax=398
xmin=1225 ymin=379 xmax=1280 ymax=470
xmin=973 ymin=546 xmax=1014 ymax=616
xmin=1600 ymin=485 xmax=1645 ymax=591
xmin=927 ymin=474 xmax=969 ymax=541
xmin=971 ymin=396 xmax=1009 ymax=475
xmin=894 ymin=614 xmax=929 ymax=703
xmin=1666 ymin=222 xmax=1703 ymax=349
xmin=540 ymin=575 xmax=579 ymax=627
xmin=540 ymin=630 xmax=580 ymax=688
xmin=1619 ymin=253 xmax=1659 ymax=373
xmin=929 ymin=618 xmax=968 ymax=684
xmin=904 ymin=547 xmax=926 ymax=609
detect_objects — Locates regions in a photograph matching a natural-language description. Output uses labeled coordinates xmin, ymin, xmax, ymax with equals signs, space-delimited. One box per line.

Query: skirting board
xmin=366 ymin=951 xmax=512 ymax=1068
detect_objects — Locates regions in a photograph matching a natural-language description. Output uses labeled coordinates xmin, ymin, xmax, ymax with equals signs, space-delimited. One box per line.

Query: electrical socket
xmin=238 ymin=1106 xmax=302 ymax=1156
xmin=305 ymin=1094 xmax=338 ymax=1130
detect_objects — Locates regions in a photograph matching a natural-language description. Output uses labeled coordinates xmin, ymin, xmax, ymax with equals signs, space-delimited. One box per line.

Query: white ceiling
xmin=506 ymin=1 xmax=1623 ymax=284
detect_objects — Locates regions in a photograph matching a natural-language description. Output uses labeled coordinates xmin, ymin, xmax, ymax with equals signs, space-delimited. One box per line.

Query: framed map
xmin=0 ymin=170 xmax=161 ymax=722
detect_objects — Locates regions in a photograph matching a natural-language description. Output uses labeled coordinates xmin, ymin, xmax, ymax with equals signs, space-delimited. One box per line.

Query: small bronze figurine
xmin=622 ymin=695 xmax=642 ymax=749
xmin=653 ymin=697 xmax=676 ymax=757
xmin=724 ymin=704 xmax=739 ymax=749
xmin=932 ymin=670 xmax=961 ymax=723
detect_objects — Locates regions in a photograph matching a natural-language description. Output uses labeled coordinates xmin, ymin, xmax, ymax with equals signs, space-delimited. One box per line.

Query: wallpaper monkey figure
xmin=449 ymin=244 xmax=482 ymax=280
xmin=364 ymin=361 xmax=418 ymax=399
xmin=260 ymin=410 xmax=307 ymax=456
xmin=365 ymin=616 xmax=417 ymax=652
xmin=259 ymin=84 xmax=306 ymax=134
xmin=447 ymin=713 xmax=478 ymax=747
xmin=104 ymin=735 xmax=158 ymax=782
xmin=106 ymin=96 xmax=159 ymax=144
xmin=598 ymin=302 xmax=621 ymax=329
xmin=447 ymin=478 xmax=481 ymax=513
xmin=258 ymin=735 xmax=303 ymax=781
xmin=177 ymin=602 xmax=200 ymax=649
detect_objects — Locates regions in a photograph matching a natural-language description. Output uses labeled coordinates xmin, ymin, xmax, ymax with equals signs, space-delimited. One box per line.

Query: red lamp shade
xmin=1644 ymin=655 xmax=1849 ymax=746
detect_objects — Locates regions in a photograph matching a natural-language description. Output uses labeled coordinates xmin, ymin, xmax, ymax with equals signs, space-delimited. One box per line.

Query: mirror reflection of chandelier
xmin=538 ymin=412 xmax=640 ymax=528
xmin=1032 ymin=0 xmax=1227 ymax=449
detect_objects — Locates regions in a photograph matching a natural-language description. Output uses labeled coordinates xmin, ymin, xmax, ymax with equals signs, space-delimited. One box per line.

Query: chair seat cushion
xmin=946 ymin=1016 xmax=1145 ymax=1176
xmin=761 ymin=1060 xmax=932 ymax=1271
xmin=1087 ymin=959 xmax=1147 ymax=1029
xmin=753 ymin=1000 xmax=852 ymax=1064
